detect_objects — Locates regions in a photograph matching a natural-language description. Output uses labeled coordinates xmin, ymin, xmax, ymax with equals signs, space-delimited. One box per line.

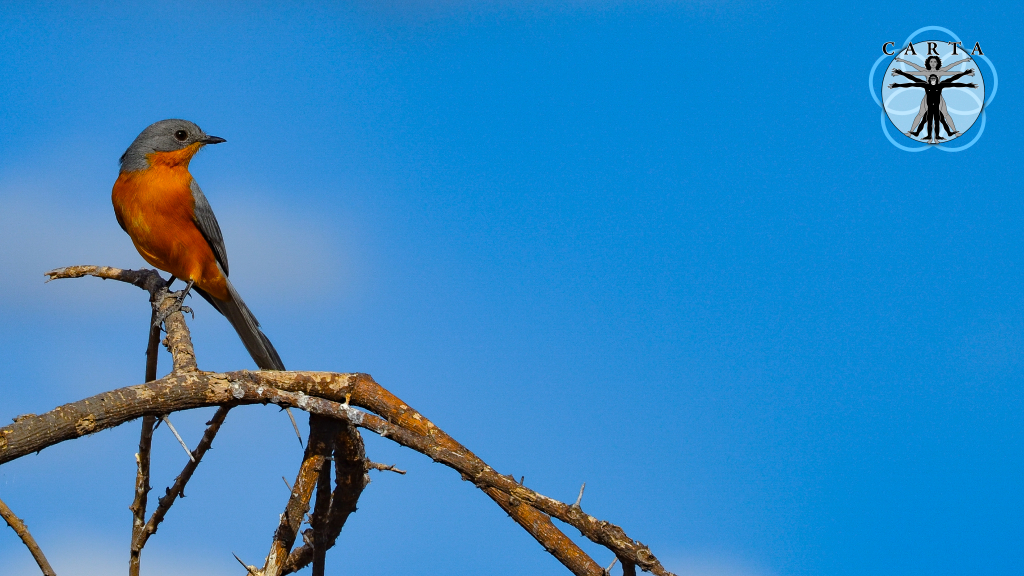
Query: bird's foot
xmin=151 ymin=282 xmax=195 ymax=329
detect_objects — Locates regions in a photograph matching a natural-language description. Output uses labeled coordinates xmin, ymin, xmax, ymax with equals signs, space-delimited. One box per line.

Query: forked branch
xmin=0 ymin=266 xmax=675 ymax=576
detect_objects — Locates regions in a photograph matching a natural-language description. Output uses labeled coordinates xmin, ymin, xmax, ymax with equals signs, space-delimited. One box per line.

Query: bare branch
xmin=129 ymin=307 xmax=163 ymax=576
xmin=134 ymin=407 xmax=231 ymax=553
xmin=45 ymin=265 xmax=166 ymax=296
xmin=261 ymin=416 xmax=339 ymax=576
xmin=156 ymin=287 xmax=198 ymax=374
xmin=366 ymin=461 xmax=406 ymax=474
xmin=128 ymin=415 xmax=158 ymax=576
xmin=160 ymin=415 xmax=196 ymax=462
xmin=283 ymin=421 xmax=367 ymax=575
xmin=0 ymin=370 xmax=672 ymax=575
xmin=11 ymin=265 xmax=675 ymax=576
xmin=311 ymin=440 xmax=333 ymax=576
xmin=0 ymin=496 xmax=57 ymax=576
xmin=145 ymin=313 xmax=161 ymax=383
xmin=45 ymin=266 xmax=197 ymax=374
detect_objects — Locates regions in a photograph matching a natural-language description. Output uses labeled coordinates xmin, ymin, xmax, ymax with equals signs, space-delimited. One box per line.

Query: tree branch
xmin=0 ymin=496 xmax=57 ymax=576
xmin=128 ymin=415 xmax=157 ymax=576
xmin=134 ymin=407 xmax=231 ymax=552
xmin=13 ymin=266 xmax=674 ymax=575
xmin=129 ymin=307 xmax=163 ymax=576
xmin=260 ymin=416 xmax=340 ymax=576
xmin=0 ymin=370 xmax=673 ymax=575
xmin=282 ymin=421 xmax=367 ymax=575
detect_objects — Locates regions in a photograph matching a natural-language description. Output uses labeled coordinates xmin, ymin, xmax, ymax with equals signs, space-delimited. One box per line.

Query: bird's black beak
xmin=201 ymin=136 xmax=227 ymax=145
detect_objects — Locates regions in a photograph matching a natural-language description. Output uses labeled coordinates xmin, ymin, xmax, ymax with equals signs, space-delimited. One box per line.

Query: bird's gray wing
xmin=189 ymin=179 xmax=230 ymax=276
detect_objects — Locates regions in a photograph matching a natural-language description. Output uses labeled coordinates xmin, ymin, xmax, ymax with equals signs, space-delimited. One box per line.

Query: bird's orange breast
xmin=112 ymin=164 xmax=229 ymax=300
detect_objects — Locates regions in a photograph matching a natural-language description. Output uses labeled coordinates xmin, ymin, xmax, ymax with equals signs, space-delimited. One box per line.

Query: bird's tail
xmin=197 ymin=279 xmax=285 ymax=371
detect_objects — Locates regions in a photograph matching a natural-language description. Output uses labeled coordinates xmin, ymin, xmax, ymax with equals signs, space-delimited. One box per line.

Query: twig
xmin=0 ymin=496 xmax=57 ymax=576
xmin=286 ymin=408 xmax=304 ymax=447
xmin=261 ymin=416 xmax=339 ymax=576
xmin=242 ymin=387 xmax=604 ymax=576
xmin=283 ymin=421 xmax=367 ymax=575
xmin=129 ymin=307 xmax=163 ymax=576
xmin=13 ymin=264 xmax=675 ymax=576
xmin=233 ymin=552 xmax=259 ymax=575
xmin=574 ymin=482 xmax=586 ymax=508
xmin=366 ymin=461 xmax=406 ymax=474
xmin=144 ymin=310 xmax=162 ymax=384
xmin=160 ymin=415 xmax=196 ymax=463
xmin=134 ymin=407 xmax=231 ymax=553
xmin=157 ymin=288 xmax=198 ymax=374
xmin=0 ymin=371 xmax=673 ymax=575
xmin=311 ymin=445 xmax=333 ymax=576
xmin=128 ymin=415 xmax=158 ymax=576
xmin=45 ymin=265 xmax=166 ymax=295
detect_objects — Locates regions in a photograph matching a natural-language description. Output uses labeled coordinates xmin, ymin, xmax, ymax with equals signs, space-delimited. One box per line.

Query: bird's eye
xmin=174 ymin=130 xmax=189 ymax=141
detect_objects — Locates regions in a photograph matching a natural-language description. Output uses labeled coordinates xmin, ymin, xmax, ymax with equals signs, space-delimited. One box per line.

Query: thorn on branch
xmin=286 ymin=408 xmax=303 ymax=448
xmin=282 ymin=477 xmax=293 ymax=493
xmin=134 ymin=406 xmax=231 ymax=568
xmin=161 ymin=415 xmax=196 ymax=462
xmin=604 ymin=557 xmax=618 ymax=575
xmin=573 ymin=482 xmax=586 ymax=509
xmin=233 ymin=552 xmax=259 ymax=575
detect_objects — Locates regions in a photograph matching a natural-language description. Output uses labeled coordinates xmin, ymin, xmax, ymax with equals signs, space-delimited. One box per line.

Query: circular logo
xmin=881 ymin=41 xmax=985 ymax=144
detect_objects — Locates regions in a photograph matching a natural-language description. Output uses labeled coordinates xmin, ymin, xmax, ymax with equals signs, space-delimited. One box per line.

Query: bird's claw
xmin=151 ymin=286 xmax=195 ymax=328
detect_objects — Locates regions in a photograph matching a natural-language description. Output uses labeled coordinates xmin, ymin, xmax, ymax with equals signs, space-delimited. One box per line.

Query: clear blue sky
xmin=1 ymin=3 xmax=1021 ymax=575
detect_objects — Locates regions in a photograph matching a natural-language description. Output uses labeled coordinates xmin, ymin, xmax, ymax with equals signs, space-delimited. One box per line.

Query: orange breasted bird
xmin=112 ymin=119 xmax=284 ymax=371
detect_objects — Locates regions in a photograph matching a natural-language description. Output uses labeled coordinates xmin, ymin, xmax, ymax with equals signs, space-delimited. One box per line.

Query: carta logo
xmin=869 ymin=26 xmax=997 ymax=152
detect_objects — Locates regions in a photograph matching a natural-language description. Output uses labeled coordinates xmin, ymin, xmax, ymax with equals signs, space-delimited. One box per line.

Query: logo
xmin=869 ymin=26 xmax=997 ymax=152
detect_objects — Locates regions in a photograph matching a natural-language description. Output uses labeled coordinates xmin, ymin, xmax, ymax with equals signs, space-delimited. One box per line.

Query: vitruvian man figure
xmin=892 ymin=54 xmax=970 ymax=139
xmin=889 ymin=64 xmax=976 ymax=143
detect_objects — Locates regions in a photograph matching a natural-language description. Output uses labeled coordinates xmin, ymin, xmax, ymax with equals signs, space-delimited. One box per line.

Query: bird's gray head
xmin=119 ymin=119 xmax=226 ymax=173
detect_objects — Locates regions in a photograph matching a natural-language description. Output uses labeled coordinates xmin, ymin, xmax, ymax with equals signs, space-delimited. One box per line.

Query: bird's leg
xmin=152 ymin=280 xmax=196 ymax=328
xmin=175 ymin=279 xmax=195 ymax=303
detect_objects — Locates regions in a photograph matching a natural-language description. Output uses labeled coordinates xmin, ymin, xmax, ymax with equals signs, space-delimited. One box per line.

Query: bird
xmin=112 ymin=119 xmax=284 ymax=372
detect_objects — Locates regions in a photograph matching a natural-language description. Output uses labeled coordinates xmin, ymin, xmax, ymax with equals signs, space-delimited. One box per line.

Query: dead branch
xmin=129 ymin=303 xmax=165 ymax=576
xmin=283 ymin=421 xmax=367 ymax=574
xmin=135 ymin=407 xmax=231 ymax=551
xmin=261 ymin=416 xmax=340 ymax=576
xmin=4 ymin=266 xmax=674 ymax=576
xmin=128 ymin=415 xmax=157 ymax=576
xmin=310 ymin=444 xmax=333 ymax=576
xmin=0 ymin=496 xmax=56 ymax=576
xmin=0 ymin=370 xmax=673 ymax=575
xmin=366 ymin=461 xmax=406 ymax=474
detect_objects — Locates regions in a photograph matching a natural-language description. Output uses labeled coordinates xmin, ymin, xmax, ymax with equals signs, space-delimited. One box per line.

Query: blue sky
xmin=1 ymin=2 xmax=1021 ymax=575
